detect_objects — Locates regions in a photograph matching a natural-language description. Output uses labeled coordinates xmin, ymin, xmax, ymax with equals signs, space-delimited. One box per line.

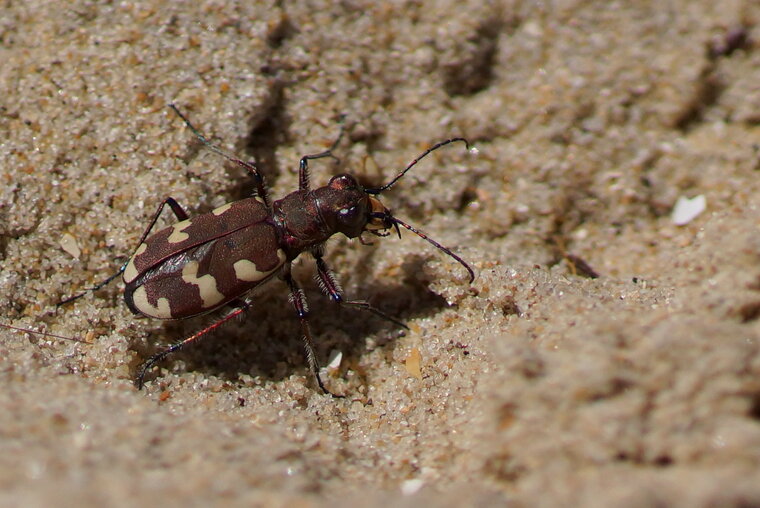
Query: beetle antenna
xmin=365 ymin=138 xmax=470 ymax=194
xmin=391 ymin=217 xmax=475 ymax=283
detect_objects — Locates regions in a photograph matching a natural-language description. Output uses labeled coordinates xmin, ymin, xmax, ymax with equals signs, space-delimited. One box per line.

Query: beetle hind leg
xmin=168 ymin=104 xmax=271 ymax=207
xmin=59 ymin=197 xmax=189 ymax=306
xmin=135 ymin=303 xmax=250 ymax=389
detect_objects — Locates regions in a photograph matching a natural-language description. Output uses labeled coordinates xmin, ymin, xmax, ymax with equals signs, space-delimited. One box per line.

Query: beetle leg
xmin=168 ymin=104 xmax=271 ymax=207
xmin=282 ymin=264 xmax=343 ymax=397
xmin=298 ymin=115 xmax=346 ymax=191
xmin=135 ymin=302 xmax=251 ymax=389
xmin=59 ymin=197 xmax=189 ymax=306
xmin=138 ymin=197 xmax=189 ymax=239
xmin=312 ymin=252 xmax=408 ymax=330
xmin=229 ymin=157 xmax=269 ymax=207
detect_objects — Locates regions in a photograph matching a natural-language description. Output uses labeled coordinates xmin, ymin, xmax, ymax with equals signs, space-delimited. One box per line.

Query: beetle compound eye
xmin=334 ymin=203 xmax=366 ymax=236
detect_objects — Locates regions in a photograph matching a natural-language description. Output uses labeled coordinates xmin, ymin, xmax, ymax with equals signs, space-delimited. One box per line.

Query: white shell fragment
xmin=671 ymin=194 xmax=706 ymax=226
xmin=400 ymin=479 xmax=425 ymax=496
xmin=326 ymin=350 xmax=343 ymax=372
xmin=59 ymin=233 xmax=81 ymax=259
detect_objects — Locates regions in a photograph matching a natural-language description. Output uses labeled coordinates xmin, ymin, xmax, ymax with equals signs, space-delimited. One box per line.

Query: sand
xmin=2 ymin=1 xmax=760 ymax=506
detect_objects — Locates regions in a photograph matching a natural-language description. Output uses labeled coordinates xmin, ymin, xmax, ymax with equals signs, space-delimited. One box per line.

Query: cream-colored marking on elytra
xmin=123 ymin=243 xmax=148 ymax=283
xmin=212 ymin=202 xmax=233 ymax=216
xmin=167 ymin=220 xmax=192 ymax=243
xmin=233 ymin=259 xmax=262 ymax=282
xmin=233 ymin=248 xmax=286 ymax=281
xmin=181 ymin=260 xmax=225 ymax=308
xmin=132 ymin=285 xmax=172 ymax=319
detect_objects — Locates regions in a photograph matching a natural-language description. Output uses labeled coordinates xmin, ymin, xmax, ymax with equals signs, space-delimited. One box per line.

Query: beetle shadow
xmin=229 ymin=86 xmax=290 ymax=202
xmin=138 ymin=253 xmax=453 ymax=388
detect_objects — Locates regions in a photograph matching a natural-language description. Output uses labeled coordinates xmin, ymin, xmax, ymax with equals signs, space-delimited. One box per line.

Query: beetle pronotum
xmin=57 ymin=105 xmax=474 ymax=395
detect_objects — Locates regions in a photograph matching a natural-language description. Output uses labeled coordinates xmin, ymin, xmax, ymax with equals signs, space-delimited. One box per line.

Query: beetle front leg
xmin=298 ymin=115 xmax=346 ymax=191
xmin=282 ymin=264 xmax=342 ymax=397
xmin=312 ymin=252 xmax=408 ymax=330
xmin=59 ymin=197 xmax=190 ymax=306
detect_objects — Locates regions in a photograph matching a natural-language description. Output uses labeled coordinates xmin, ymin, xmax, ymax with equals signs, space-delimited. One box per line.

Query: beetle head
xmin=318 ymin=174 xmax=373 ymax=238
xmin=323 ymin=139 xmax=476 ymax=283
xmin=319 ymin=174 xmax=399 ymax=239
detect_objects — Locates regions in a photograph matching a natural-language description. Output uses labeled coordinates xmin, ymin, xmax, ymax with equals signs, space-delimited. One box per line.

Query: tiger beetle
xmin=60 ymin=105 xmax=474 ymax=396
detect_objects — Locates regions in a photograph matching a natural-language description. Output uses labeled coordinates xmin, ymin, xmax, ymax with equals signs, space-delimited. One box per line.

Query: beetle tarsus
xmin=57 ymin=268 xmax=125 ymax=306
xmin=136 ymin=351 xmax=169 ymax=390
xmin=315 ymin=371 xmax=345 ymax=399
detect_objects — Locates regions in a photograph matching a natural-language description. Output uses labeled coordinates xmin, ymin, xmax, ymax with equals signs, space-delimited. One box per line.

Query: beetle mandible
xmin=62 ymin=105 xmax=474 ymax=395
